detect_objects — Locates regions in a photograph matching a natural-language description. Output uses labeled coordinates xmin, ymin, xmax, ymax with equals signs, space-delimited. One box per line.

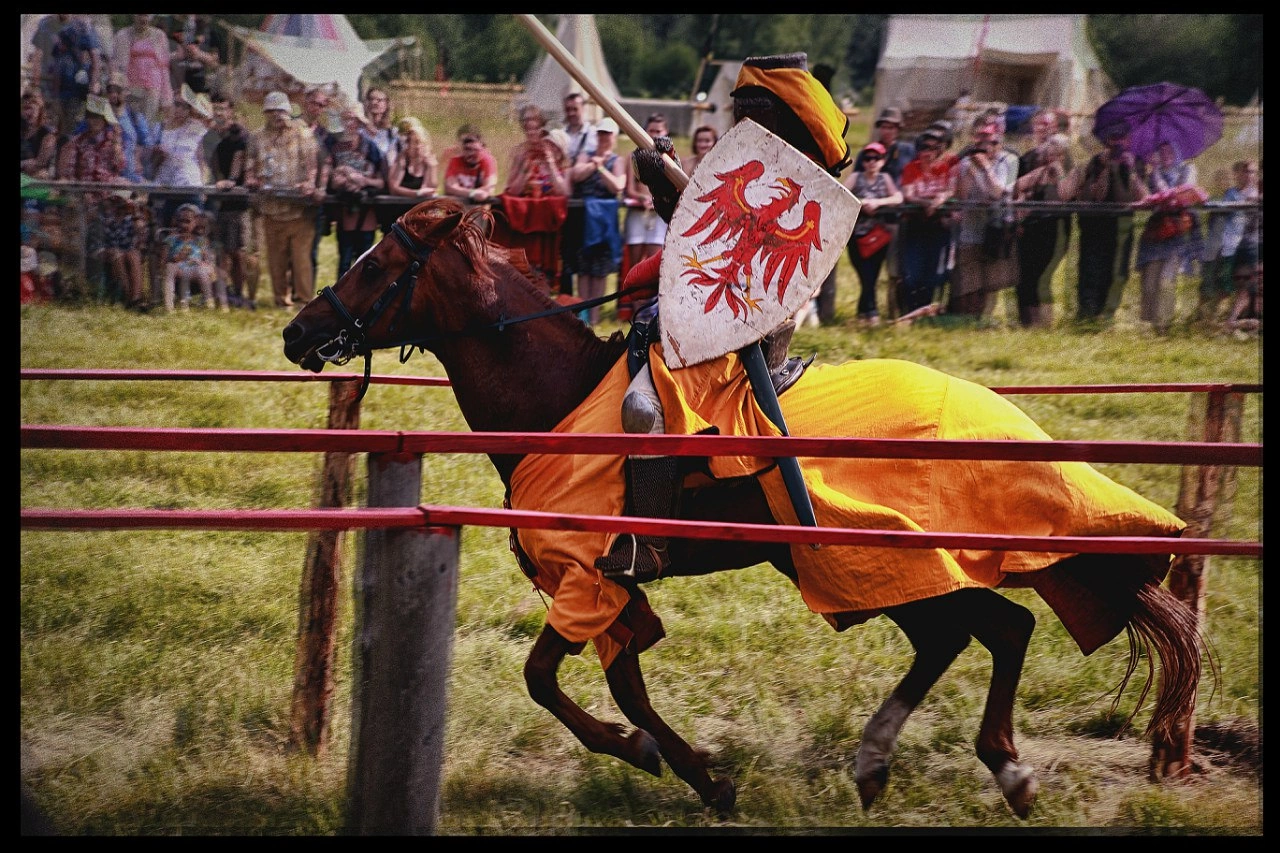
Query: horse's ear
xmin=403 ymin=199 xmax=466 ymax=243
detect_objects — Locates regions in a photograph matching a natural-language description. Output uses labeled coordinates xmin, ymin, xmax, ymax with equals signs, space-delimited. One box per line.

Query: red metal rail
xmin=17 ymin=368 xmax=1263 ymax=397
xmin=18 ymin=506 xmax=1262 ymax=558
xmin=20 ymin=425 xmax=1261 ymax=467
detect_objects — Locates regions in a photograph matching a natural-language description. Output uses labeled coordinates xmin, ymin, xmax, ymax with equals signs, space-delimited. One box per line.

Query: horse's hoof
xmin=703 ymin=777 xmax=736 ymax=815
xmin=996 ymin=761 xmax=1039 ymax=819
xmin=856 ymin=766 xmax=889 ymax=811
xmin=628 ymin=729 xmax=662 ymax=777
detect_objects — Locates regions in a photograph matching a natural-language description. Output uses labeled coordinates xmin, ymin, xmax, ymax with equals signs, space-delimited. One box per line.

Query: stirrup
xmin=595 ymin=534 xmax=669 ymax=583
xmin=771 ymin=354 xmax=813 ymax=396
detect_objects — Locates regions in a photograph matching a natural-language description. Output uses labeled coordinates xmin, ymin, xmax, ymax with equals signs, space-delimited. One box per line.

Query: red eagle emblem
xmin=679 ymin=159 xmax=823 ymax=320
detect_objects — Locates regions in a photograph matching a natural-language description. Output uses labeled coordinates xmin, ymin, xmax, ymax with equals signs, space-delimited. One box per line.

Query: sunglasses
xmin=863 ymin=154 xmax=884 ymax=161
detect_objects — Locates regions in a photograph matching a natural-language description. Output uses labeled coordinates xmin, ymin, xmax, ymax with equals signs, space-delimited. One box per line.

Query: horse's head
xmin=282 ymin=198 xmax=497 ymax=372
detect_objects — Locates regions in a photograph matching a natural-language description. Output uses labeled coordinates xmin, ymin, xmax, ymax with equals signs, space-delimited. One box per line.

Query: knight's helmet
xmin=730 ymin=53 xmax=852 ymax=176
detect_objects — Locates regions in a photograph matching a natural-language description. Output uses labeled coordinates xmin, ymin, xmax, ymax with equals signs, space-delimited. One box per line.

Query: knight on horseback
xmin=594 ymin=52 xmax=853 ymax=583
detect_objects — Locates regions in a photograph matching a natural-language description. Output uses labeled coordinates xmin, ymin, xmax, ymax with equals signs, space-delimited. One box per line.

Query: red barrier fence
xmin=19 ymin=368 xmax=1261 ymax=832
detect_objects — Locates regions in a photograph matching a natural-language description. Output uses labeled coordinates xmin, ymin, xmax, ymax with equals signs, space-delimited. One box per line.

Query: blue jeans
xmin=899 ymin=218 xmax=951 ymax=315
xmin=336 ymin=230 xmax=376 ymax=278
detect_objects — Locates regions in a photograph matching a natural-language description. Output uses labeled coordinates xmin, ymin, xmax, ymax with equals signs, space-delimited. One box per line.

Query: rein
xmin=314 ymin=219 xmax=651 ymax=401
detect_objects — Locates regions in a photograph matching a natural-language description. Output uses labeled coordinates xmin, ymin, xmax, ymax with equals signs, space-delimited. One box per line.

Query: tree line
xmin=203 ymin=14 xmax=1261 ymax=108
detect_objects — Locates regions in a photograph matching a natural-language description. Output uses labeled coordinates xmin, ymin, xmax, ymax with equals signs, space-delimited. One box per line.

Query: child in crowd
xmin=160 ymin=202 xmax=222 ymax=312
xmin=101 ymin=190 xmax=149 ymax=311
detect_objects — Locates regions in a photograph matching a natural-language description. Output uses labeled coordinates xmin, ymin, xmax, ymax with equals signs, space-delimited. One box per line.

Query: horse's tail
xmin=1113 ymin=580 xmax=1208 ymax=742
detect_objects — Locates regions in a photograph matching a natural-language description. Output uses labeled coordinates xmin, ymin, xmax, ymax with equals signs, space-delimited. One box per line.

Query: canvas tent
xmin=519 ymin=14 xmax=621 ymax=124
xmin=224 ymin=14 xmax=413 ymax=105
xmin=872 ymin=15 xmax=1115 ymax=130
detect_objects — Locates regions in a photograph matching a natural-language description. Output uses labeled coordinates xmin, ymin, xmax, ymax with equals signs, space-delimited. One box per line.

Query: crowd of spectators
xmin=20 ymin=14 xmax=1261 ymax=336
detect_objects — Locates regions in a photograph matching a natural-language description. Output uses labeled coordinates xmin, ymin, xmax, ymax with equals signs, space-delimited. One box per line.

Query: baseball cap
xmin=863 ymin=142 xmax=887 ymax=157
xmin=596 ymin=117 xmax=619 ymax=135
xmin=875 ymin=106 xmax=904 ymax=126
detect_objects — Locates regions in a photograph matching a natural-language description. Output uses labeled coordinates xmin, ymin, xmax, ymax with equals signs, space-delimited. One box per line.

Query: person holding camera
xmin=1062 ymin=121 xmax=1148 ymax=323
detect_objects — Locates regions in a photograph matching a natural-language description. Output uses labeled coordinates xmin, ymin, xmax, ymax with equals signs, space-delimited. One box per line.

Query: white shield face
xmin=658 ymin=119 xmax=861 ymax=368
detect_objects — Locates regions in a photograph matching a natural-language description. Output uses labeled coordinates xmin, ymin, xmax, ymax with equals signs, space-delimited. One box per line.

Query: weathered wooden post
xmin=289 ymin=378 xmax=362 ymax=755
xmin=347 ymin=451 xmax=459 ymax=835
xmin=1151 ymin=388 xmax=1244 ymax=778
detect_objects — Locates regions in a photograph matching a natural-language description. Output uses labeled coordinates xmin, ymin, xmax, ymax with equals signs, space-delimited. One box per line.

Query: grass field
xmin=20 ymin=221 xmax=1261 ymax=834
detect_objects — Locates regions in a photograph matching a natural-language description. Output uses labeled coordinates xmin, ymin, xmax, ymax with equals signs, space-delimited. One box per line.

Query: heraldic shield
xmin=658 ymin=119 xmax=861 ymax=368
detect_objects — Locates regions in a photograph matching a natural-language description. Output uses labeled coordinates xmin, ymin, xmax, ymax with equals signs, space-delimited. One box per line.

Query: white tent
xmin=224 ymin=14 xmax=412 ymax=105
xmin=519 ymin=14 xmax=621 ymax=124
xmin=873 ymin=15 xmax=1116 ymax=128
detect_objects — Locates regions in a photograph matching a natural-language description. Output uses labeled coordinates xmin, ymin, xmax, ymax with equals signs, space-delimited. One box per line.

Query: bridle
xmin=310 ymin=216 xmax=650 ymax=402
xmin=312 ymin=220 xmax=433 ymax=400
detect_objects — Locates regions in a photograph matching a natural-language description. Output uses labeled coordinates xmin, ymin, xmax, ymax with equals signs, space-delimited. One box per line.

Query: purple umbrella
xmin=1092 ymin=82 xmax=1223 ymax=160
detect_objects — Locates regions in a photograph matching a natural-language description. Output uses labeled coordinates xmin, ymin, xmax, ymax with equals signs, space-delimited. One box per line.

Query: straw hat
xmin=262 ymin=91 xmax=295 ymax=115
xmin=85 ymin=94 xmax=118 ymax=125
xmin=546 ymin=127 xmax=570 ymax=161
xmin=341 ymin=101 xmax=370 ymax=127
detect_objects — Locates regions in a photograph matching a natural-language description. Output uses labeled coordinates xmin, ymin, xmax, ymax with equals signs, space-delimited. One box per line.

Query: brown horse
xmin=283 ymin=198 xmax=1202 ymax=820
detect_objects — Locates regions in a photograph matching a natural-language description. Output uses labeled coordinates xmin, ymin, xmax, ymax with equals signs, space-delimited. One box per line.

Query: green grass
xmin=20 ymin=232 xmax=1261 ymax=834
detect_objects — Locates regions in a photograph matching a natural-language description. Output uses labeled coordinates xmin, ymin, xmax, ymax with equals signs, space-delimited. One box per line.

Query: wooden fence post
xmin=289 ymin=378 xmax=361 ymax=755
xmin=347 ymin=451 xmax=459 ymax=836
xmin=1150 ymin=389 xmax=1244 ymax=778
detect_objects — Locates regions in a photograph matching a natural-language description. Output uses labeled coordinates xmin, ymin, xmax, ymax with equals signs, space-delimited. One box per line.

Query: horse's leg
xmin=958 ymin=588 xmax=1039 ymax=818
xmin=522 ymin=623 xmax=662 ymax=774
xmin=604 ymin=647 xmax=737 ymax=814
xmin=855 ymin=592 xmax=973 ymax=812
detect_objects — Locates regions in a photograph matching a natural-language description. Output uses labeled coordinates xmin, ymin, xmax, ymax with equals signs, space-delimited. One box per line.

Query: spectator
xmin=101 ymin=190 xmax=148 ymax=311
xmin=856 ymin=106 xmax=916 ymax=319
xmin=842 ymin=141 xmax=903 ymax=327
xmin=443 ymin=129 xmax=499 ymax=203
xmin=56 ymin=93 xmax=123 ymax=185
xmin=1018 ymin=108 xmax=1072 ymax=177
xmin=1062 ymin=122 xmax=1147 ymax=323
xmin=299 ymin=85 xmax=338 ymax=282
xmin=159 ymin=201 xmax=219 ymax=312
xmin=1135 ymin=140 xmax=1200 ymax=333
xmin=105 ymin=72 xmax=155 ymax=183
xmin=622 ymin=113 xmax=670 ymax=274
xmin=152 ymin=83 xmax=211 ymax=225
xmin=328 ymin=102 xmax=388 ymax=277
xmin=388 ymin=117 xmax=440 ymax=200
xmin=556 ymin=92 xmax=597 ymax=298
xmin=42 ymin=14 xmax=104 ymax=137
xmin=1012 ymin=132 xmax=1072 ymax=328
xmin=897 ymin=128 xmax=958 ymax=320
xmin=856 ymin=106 xmax=914 ymax=183
xmin=950 ymin=118 xmax=1020 ymax=321
xmin=246 ymin=90 xmax=321 ymax=309
xmin=362 ymin=87 xmax=398 ymax=172
xmin=1199 ymin=159 xmax=1259 ymax=324
xmin=209 ymin=112 xmax=255 ymax=309
xmin=112 ymin=14 xmax=171 ymax=129
xmin=30 ymin=15 xmax=74 ymax=106
xmin=568 ymin=117 xmax=626 ymax=325
xmin=1225 ymin=168 xmax=1262 ymax=333
xmin=498 ymin=121 xmax=571 ymax=291
xmin=21 ymin=89 xmax=59 ymax=180
xmin=156 ymin=14 xmax=226 ymax=96
xmin=505 ymin=105 xmax=570 ymax=198
xmin=682 ymin=125 xmax=719 ymax=176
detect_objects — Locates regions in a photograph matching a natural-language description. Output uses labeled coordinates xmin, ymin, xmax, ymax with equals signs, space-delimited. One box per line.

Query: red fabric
xmin=499 ymin=194 xmax=568 ymax=234
xmin=491 ymin=195 xmax=569 ymax=290
xmin=623 ymin=249 xmax=663 ymax=289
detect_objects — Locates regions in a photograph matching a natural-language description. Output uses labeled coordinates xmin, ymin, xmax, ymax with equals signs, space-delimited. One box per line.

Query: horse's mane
xmin=403 ymin=198 xmax=627 ymax=363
